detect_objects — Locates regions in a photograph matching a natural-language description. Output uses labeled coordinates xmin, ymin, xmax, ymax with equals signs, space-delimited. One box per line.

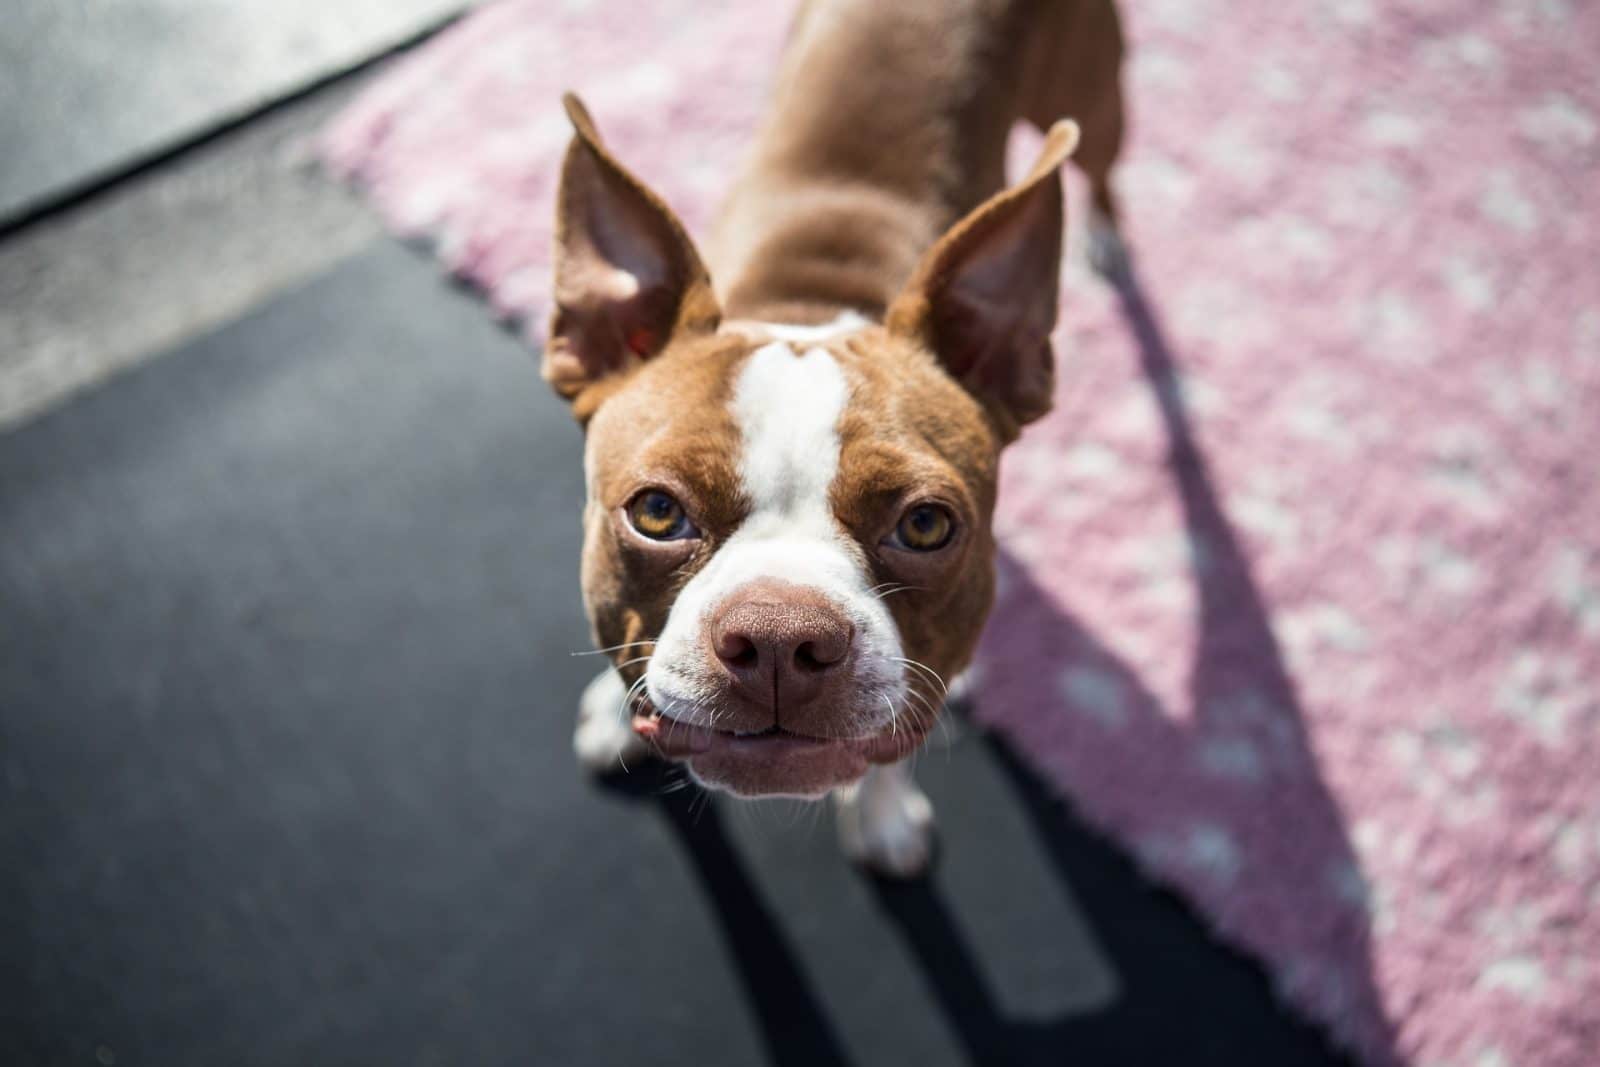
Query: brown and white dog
xmin=549 ymin=0 xmax=1125 ymax=876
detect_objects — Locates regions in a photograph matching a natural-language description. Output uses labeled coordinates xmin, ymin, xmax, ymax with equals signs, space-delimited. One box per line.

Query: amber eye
xmin=627 ymin=490 xmax=695 ymax=541
xmin=893 ymin=503 xmax=955 ymax=552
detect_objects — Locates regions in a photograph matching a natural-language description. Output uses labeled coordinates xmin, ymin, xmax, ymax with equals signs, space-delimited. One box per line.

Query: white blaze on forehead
xmin=644 ymin=336 xmax=906 ymax=733
xmin=733 ymin=341 xmax=848 ymax=519
xmin=752 ymin=311 xmax=871 ymax=346
xmin=720 ymin=310 xmax=871 ymax=347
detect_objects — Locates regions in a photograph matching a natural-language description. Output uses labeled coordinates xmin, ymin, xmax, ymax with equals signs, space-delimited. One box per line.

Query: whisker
xmin=906 ymin=701 xmax=940 ymax=745
xmin=619 ymin=677 xmax=652 ymax=773
xmin=899 ymin=684 xmax=951 ymax=756
xmin=932 ymin=697 xmax=955 ymax=752
xmin=904 ymin=687 xmax=938 ymax=720
xmin=893 ymin=656 xmax=949 ymax=697
xmin=898 ymin=674 xmax=937 ymax=711
xmin=803 ymin=798 xmax=827 ymax=838
xmin=690 ymin=787 xmax=713 ymax=823
xmin=618 ymin=674 xmax=649 ymax=722
xmin=570 ymin=639 xmax=658 ymax=657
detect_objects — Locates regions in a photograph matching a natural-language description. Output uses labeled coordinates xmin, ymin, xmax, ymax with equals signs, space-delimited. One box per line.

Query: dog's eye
xmin=627 ymin=490 xmax=696 ymax=540
xmin=892 ymin=504 xmax=954 ymax=552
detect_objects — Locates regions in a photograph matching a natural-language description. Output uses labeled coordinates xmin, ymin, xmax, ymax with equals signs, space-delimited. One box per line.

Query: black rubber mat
xmin=0 ymin=243 xmax=1348 ymax=1066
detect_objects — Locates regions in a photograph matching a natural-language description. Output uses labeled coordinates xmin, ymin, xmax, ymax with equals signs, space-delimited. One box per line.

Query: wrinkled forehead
xmin=582 ymin=335 xmax=746 ymax=505
xmin=584 ymin=322 xmax=992 ymax=518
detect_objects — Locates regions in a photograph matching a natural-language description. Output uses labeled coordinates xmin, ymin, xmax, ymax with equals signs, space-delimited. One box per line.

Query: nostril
xmin=716 ymin=632 xmax=759 ymax=669
xmin=794 ymin=626 xmax=852 ymax=672
xmin=794 ymin=642 xmax=825 ymax=673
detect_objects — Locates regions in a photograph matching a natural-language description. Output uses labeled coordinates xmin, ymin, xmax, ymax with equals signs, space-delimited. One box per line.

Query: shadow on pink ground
xmin=975 ymin=266 xmax=1398 ymax=1064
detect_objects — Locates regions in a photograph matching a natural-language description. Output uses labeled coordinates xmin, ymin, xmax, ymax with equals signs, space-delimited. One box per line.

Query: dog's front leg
xmin=573 ymin=668 xmax=652 ymax=772
xmin=835 ymin=762 xmax=935 ymax=879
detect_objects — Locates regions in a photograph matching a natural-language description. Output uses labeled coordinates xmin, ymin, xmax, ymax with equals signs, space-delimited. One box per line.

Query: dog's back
xmin=707 ymin=0 xmax=1126 ymax=325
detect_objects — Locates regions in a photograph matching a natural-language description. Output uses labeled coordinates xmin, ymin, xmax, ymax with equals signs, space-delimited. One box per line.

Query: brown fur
xmin=578 ymin=335 xmax=753 ymax=691
xmin=547 ymin=0 xmax=1127 ymax=774
xmin=707 ymin=0 xmax=1124 ymax=323
xmin=577 ymin=322 xmax=1005 ymax=755
xmin=829 ymin=328 xmax=1002 ymax=724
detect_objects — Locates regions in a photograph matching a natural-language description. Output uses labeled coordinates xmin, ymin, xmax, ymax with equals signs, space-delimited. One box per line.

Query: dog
xmin=547 ymin=0 xmax=1125 ymax=876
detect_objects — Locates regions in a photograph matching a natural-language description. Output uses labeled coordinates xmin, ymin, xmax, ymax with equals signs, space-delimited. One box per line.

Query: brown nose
xmin=710 ymin=580 xmax=854 ymax=714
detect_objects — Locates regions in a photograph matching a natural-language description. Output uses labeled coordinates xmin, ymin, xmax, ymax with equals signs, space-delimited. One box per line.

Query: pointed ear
xmin=545 ymin=93 xmax=720 ymax=414
xmin=886 ymin=120 xmax=1079 ymax=441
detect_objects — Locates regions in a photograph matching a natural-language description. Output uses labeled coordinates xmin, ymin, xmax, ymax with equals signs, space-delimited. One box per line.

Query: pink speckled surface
xmin=321 ymin=2 xmax=1600 ymax=1064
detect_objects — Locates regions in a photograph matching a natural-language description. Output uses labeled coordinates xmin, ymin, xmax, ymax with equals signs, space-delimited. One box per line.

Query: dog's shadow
xmin=598 ymin=266 xmax=1392 ymax=1066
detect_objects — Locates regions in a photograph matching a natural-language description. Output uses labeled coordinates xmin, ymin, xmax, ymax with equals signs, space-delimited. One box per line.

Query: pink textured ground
xmin=322 ymin=2 xmax=1600 ymax=1063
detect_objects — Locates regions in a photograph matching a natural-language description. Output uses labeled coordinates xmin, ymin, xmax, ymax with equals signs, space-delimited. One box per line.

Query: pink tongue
xmin=631 ymin=713 xmax=714 ymax=755
xmin=857 ymin=730 xmax=923 ymax=764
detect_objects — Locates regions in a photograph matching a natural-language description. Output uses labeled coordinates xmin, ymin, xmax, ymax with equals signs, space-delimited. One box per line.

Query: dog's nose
xmin=710 ymin=580 xmax=854 ymax=712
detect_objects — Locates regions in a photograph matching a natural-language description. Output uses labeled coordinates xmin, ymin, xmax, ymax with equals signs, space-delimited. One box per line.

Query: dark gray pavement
xmin=0 ymin=0 xmax=465 ymax=225
xmin=0 ymin=73 xmax=379 ymax=430
xmin=0 ymin=242 xmax=1351 ymax=1066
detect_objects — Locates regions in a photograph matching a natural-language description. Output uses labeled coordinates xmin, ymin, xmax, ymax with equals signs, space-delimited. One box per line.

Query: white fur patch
xmin=835 ymin=762 xmax=935 ymax=877
xmin=645 ymin=339 xmax=905 ymax=734
xmin=733 ymin=341 xmax=850 ymax=521
xmin=573 ymin=667 xmax=650 ymax=771
xmin=757 ymin=311 xmax=871 ymax=345
xmin=720 ymin=310 xmax=871 ymax=346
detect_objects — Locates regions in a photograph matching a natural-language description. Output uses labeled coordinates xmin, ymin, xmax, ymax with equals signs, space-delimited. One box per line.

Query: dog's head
xmin=547 ymin=95 xmax=1076 ymax=798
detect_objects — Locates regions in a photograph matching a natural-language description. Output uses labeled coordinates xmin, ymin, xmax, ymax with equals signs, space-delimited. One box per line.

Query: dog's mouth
xmin=631 ymin=712 xmax=917 ymax=761
xmin=630 ymin=710 xmax=922 ymax=798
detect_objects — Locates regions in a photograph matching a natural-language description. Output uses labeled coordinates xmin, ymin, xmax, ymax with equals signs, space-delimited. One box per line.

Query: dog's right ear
xmin=546 ymin=93 xmax=720 ymax=418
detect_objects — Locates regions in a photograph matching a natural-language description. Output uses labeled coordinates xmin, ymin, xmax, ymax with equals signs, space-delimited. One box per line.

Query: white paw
xmin=1086 ymin=213 xmax=1130 ymax=281
xmin=835 ymin=766 xmax=936 ymax=879
xmin=573 ymin=668 xmax=651 ymax=773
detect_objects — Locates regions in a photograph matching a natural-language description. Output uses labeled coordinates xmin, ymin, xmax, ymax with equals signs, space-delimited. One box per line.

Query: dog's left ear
xmin=886 ymin=120 xmax=1079 ymax=442
xmin=546 ymin=93 xmax=720 ymax=417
